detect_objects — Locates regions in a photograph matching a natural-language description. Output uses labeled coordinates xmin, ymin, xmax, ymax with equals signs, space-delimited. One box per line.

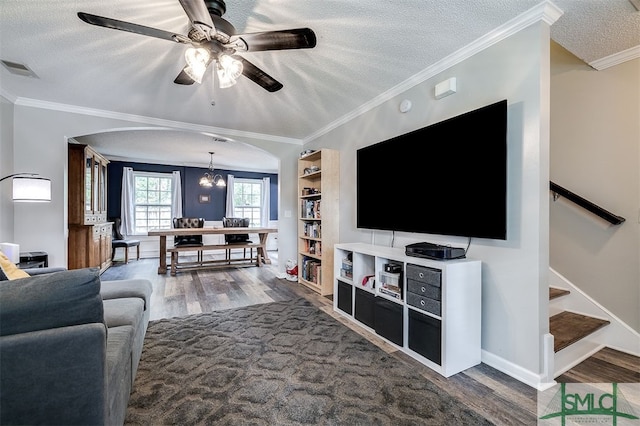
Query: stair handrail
xmin=550 ymin=181 xmax=625 ymax=225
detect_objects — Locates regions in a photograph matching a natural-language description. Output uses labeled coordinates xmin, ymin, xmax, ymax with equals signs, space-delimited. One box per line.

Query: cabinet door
xmin=99 ymin=162 xmax=107 ymax=214
xmin=84 ymin=153 xmax=93 ymax=217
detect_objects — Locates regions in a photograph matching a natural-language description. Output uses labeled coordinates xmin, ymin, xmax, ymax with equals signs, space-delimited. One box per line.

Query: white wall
xmin=0 ymin=96 xmax=15 ymax=242
xmin=550 ymin=42 xmax=640 ymax=332
xmin=7 ymin=106 xmax=299 ymax=270
xmin=302 ymin=23 xmax=553 ymax=386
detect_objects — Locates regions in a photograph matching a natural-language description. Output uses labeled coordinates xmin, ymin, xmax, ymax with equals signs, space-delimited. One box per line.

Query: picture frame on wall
xmin=199 ymin=194 xmax=211 ymax=203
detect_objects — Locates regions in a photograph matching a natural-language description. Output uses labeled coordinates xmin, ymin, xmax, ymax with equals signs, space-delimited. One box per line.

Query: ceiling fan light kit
xmin=184 ymin=47 xmax=210 ymax=83
xmin=216 ymin=55 xmax=243 ymax=88
xmin=77 ymin=0 xmax=317 ymax=92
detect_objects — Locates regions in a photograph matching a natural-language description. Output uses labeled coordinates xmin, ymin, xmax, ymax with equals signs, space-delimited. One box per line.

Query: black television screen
xmin=356 ymin=99 xmax=507 ymax=240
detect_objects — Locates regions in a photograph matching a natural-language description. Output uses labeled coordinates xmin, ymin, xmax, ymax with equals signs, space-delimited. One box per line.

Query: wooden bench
xmin=167 ymin=243 xmax=263 ymax=275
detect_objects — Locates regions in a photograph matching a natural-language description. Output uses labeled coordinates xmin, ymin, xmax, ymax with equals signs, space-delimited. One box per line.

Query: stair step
xmin=549 ymin=287 xmax=570 ymax=300
xmin=550 ymin=311 xmax=610 ymax=352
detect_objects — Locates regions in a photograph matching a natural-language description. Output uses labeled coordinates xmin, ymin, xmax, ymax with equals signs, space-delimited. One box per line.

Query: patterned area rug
xmin=125 ymin=298 xmax=493 ymax=425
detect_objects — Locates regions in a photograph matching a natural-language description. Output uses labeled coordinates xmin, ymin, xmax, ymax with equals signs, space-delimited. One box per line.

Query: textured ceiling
xmin=1 ymin=0 xmax=638 ymax=172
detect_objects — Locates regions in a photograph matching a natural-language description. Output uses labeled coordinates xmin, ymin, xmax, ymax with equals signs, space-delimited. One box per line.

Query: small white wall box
xmin=0 ymin=243 xmax=20 ymax=263
xmin=435 ymin=77 xmax=457 ymax=99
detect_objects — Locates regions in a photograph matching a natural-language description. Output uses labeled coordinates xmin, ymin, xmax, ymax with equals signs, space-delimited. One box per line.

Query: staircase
xmin=549 ymin=286 xmax=610 ymax=377
xmin=549 ymin=268 xmax=640 ymax=378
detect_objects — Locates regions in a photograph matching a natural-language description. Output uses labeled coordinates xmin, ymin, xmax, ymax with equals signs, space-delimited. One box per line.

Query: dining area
xmin=147 ymin=218 xmax=277 ymax=275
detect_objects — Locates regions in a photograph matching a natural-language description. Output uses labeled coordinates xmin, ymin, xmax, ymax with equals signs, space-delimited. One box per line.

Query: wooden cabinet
xmin=68 ymin=143 xmax=112 ymax=273
xmin=297 ymin=149 xmax=339 ymax=295
xmin=334 ymin=242 xmax=481 ymax=377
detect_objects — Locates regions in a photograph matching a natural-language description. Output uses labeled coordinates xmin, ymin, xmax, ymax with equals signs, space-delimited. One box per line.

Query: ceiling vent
xmin=1 ymin=60 xmax=39 ymax=78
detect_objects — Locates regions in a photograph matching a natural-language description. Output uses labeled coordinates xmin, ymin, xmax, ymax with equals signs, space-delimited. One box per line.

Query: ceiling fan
xmin=77 ymin=0 xmax=316 ymax=92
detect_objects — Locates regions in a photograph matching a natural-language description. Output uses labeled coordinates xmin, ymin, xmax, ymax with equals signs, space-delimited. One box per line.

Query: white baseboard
xmin=481 ymin=350 xmax=556 ymax=391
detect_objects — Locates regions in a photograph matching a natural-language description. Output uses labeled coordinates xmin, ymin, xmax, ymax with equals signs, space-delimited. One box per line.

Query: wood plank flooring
xmin=102 ymin=254 xmax=639 ymax=425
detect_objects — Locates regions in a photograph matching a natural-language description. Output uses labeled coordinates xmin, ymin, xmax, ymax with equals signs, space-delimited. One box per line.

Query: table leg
xmin=157 ymin=235 xmax=167 ymax=274
xmin=257 ymin=232 xmax=271 ymax=265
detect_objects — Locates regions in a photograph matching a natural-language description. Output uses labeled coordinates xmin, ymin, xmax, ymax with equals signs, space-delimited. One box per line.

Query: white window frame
xmin=232 ymin=178 xmax=263 ymax=227
xmin=133 ymin=171 xmax=174 ymax=235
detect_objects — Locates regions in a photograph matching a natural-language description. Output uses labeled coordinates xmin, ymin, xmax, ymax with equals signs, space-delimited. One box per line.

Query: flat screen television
xmin=356 ymin=99 xmax=507 ymax=240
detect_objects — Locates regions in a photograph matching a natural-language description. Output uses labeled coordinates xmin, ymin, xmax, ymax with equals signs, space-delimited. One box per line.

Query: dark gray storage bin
xmin=337 ymin=280 xmax=353 ymax=315
xmin=408 ymin=309 xmax=442 ymax=365
xmin=374 ymin=297 xmax=403 ymax=346
xmin=354 ymin=287 xmax=375 ymax=328
xmin=406 ymin=264 xmax=442 ymax=287
xmin=407 ymin=292 xmax=441 ymax=316
xmin=407 ymin=279 xmax=441 ymax=300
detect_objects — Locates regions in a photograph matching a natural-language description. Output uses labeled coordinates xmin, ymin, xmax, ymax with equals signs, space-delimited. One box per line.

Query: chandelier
xmin=199 ymin=152 xmax=226 ymax=187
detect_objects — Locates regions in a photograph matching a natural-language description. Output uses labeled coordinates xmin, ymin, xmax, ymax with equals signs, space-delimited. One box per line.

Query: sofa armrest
xmin=101 ymin=278 xmax=153 ymax=311
xmin=0 ymin=323 xmax=107 ymax=425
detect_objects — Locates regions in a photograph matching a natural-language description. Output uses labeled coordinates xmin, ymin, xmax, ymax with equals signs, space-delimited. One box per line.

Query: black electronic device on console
xmin=405 ymin=242 xmax=466 ymax=260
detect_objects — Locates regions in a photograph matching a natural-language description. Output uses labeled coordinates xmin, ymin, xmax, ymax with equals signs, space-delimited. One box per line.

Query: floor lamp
xmin=0 ymin=173 xmax=52 ymax=202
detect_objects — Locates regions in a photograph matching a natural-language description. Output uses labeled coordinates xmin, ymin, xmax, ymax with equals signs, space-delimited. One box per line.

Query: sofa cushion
xmin=0 ymin=252 xmax=29 ymax=281
xmin=0 ymin=268 xmax=104 ymax=337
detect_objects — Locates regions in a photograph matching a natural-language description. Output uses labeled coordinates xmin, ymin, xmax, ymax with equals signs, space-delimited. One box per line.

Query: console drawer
xmin=407 ymin=279 xmax=441 ymax=301
xmin=407 ymin=292 xmax=441 ymax=316
xmin=406 ymin=264 xmax=441 ymax=287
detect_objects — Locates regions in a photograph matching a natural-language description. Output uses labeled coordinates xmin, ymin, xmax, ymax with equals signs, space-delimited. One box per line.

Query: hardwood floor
xmin=102 ymin=254 xmax=639 ymax=425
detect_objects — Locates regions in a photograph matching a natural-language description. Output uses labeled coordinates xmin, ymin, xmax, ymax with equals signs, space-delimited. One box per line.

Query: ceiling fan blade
xmin=174 ymin=66 xmax=196 ymax=85
xmin=237 ymin=57 xmax=283 ymax=92
xmin=177 ymin=0 xmax=216 ymax=39
xmin=230 ymin=28 xmax=316 ymax=52
xmin=77 ymin=12 xmax=189 ymax=44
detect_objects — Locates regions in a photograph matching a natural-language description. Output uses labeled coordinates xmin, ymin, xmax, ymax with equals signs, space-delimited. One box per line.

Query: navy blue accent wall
xmin=107 ymin=161 xmax=278 ymax=221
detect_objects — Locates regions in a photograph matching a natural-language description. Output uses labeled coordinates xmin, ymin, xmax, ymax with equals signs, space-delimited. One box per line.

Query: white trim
xmin=11 ymin=97 xmax=303 ymax=146
xmin=304 ymin=1 xmax=563 ymax=142
xmin=588 ymin=45 xmax=640 ymax=70
xmin=481 ymin=349 xmax=556 ymax=390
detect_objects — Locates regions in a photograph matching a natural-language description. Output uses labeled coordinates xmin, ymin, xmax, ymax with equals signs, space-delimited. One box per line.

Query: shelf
xmin=300 ymin=252 xmax=321 ymax=260
xmin=333 ymin=242 xmax=482 ymax=377
xmin=299 ymin=171 xmax=322 ymax=179
xmin=297 ymin=148 xmax=339 ymax=296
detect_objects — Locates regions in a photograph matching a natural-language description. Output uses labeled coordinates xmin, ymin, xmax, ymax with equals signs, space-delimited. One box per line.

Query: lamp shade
xmin=12 ymin=176 xmax=51 ymax=202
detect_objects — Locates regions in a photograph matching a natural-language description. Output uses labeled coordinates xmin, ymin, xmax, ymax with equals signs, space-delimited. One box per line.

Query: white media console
xmin=334 ymin=242 xmax=482 ymax=377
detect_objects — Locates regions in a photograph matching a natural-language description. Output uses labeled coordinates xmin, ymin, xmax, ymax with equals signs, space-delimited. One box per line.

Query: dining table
xmin=147 ymin=226 xmax=277 ymax=274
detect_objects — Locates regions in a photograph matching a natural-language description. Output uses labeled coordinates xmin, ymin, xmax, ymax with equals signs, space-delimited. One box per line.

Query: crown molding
xmin=589 ymin=45 xmax=640 ymax=70
xmin=12 ymin=96 xmax=303 ymax=146
xmin=304 ymin=1 xmax=563 ymax=143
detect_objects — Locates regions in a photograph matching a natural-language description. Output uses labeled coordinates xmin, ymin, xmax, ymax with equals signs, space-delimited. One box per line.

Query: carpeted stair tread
xmin=550 ymin=311 xmax=610 ymax=352
xmin=549 ymin=287 xmax=570 ymax=300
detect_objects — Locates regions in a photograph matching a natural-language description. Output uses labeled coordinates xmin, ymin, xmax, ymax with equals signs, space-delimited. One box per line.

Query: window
xmin=232 ymin=178 xmax=262 ymax=226
xmin=133 ymin=172 xmax=173 ymax=234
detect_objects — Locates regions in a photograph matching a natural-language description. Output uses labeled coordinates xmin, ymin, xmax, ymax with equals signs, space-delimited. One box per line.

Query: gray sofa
xmin=0 ymin=267 xmax=152 ymax=425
